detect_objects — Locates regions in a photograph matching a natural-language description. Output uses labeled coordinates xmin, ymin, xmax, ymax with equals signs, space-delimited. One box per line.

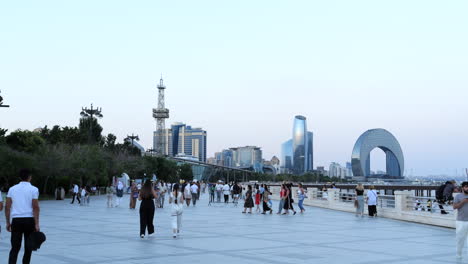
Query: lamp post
xmin=125 ymin=133 xmax=139 ymax=147
xmin=0 ymin=90 xmax=10 ymax=108
xmin=80 ymin=104 xmax=103 ymax=143
xmin=146 ymin=148 xmax=155 ymax=156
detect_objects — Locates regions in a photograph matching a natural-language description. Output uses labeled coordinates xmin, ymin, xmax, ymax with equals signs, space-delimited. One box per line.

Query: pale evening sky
xmin=0 ymin=0 xmax=467 ymax=176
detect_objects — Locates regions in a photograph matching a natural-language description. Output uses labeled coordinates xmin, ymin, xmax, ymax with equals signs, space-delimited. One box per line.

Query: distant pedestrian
xmin=80 ymin=186 xmax=89 ymax=206
xmin=5 ymin=169 xmax=40 ymax=264
xmin=105 ymin=183 xmax=115 ymax=208
xmin=223 ymin=183 xmax=230 ymax=203
xmin=129 ymin=182 xmax=138 ymax=209
xmin=215 ymin=181 xmax=223 ymax=202
xmin=184 ymin=183 xmax=192 ymax=207
xmin=454 ymin=181 xmax=468 ymax=259
xmin=170 ymin=184 xmax=184 ymax=238
xmin=191 ymin=182 xmax=199 ymax=206
xmin=355 ymin=183 xmax=365 ymax=217
xmin=160 ymin=182 xmax=167 ymax=208
xmin=209 ymin=183 xmax=215 ymax=203
xmin=232 ymin=182 xmax=241 ymax=204
xmin=283 ymin=183 xmax=297 ymax=215
xmin=297 ymin=183 xmax=307 ymax=213
xmin=254 ymin=185 xmax=261 ymax=212
xmin=242 ymin=185 xmax=254 ymax=214
xmin=366 ymin=185 xmax=378 ymax=217
xmin=139 ymin=180 xmax=157 ymax=238
xmin=261 ymin=185 xmax=273 ymax=214
xmin=444 ymin=180 xmax=456 ymax=205
xmin=115 ymin=181 xmax=124 ymax=207
xmin=277 ymin=184 xmax=286 ymax=215
xmin=71 ymin=183 xmax=80 ymax=204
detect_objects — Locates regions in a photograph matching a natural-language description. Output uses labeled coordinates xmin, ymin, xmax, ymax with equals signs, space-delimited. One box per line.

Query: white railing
xmin=268 ymin=187 xmax=456 ymax=228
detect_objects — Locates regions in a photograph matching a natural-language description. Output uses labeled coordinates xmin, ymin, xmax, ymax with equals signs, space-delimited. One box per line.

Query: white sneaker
xmin=148 ymin=233 xmax=154 ymax=237
xmin=140 ymin=235 xmax=145 ymax=239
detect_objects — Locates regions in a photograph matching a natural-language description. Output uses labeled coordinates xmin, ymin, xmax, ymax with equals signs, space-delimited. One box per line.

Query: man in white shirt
xmin=71 ymin=183 xmax=80 ymax=204
xmin=5 ymin=169 xmax=40 ymax=264
xmin=366 ymin=186 xmax=378 ymax=217
xmin=190 ymin=183 xmax=199 ymax=206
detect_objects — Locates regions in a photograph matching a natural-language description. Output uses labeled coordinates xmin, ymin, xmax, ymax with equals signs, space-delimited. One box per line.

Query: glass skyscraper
xmin=153 ymin=122 xmax=207 ymax=162
xmin=281 ymin=115 xmax=313 ymax=174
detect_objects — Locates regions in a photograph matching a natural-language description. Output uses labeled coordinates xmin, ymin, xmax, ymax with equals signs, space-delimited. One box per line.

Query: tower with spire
xmin=152 ymin=76 xmax=169 ymax=156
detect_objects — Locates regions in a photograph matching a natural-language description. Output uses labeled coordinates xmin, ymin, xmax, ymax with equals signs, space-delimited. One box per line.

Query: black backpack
xmin=436 ymin=184 xmax=446 ymax=201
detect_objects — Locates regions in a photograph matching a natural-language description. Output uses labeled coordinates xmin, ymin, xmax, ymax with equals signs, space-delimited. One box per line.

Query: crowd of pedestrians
xmin=5 ymin=167 xmax=468 ymax=262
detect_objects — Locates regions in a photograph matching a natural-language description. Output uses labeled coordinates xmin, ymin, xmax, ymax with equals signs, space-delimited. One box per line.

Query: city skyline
xmin=1 ymin=1 xmax=467 ymax=176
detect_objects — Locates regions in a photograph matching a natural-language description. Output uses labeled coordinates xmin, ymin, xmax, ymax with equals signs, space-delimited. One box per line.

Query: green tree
xmin=179 ymin=163 xmax=193 ymax=181
xmin=79 ymin=117 xmax=103 ymax=144
xmin=6 ymin=130 xmax=45 ymax=153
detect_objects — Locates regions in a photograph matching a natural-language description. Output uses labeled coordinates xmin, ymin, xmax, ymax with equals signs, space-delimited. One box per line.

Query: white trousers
xmin=171 ymin=213 xmax=182 ymax=232
xmin=116 ymin=197 xmax=122 ymax=206
xmin=107 ymin=195 xmax=113 ymax=207
xmin=456 ymin=221 xmax=468 ymax=256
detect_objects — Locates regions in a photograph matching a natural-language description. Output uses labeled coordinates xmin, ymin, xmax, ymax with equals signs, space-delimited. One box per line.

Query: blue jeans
xmin=298 ymin=199 xmax=305 ymax=211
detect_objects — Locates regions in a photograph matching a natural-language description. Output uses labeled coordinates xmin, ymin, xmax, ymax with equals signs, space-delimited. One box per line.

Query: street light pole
xmin=126 ymin=133 xmax=139 ymax=147
xmin=80 ymin=104 xmax=103 ymax=143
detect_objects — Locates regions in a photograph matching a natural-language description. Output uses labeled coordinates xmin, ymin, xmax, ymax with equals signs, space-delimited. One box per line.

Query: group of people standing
xmin=243 ymin=182 xmax=307 ymax=215
xmin=354 ymin=184 xmax=378 ymax=217
xmin=210 ymin=181 xmax=240 ymax=203
xmin=70 ymin=184 xmax=92 ymax=206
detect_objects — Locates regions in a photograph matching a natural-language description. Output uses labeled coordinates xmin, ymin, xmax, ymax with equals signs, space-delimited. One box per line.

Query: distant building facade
xmin=211 ymin=146 xmax=263 ymax=172
xmin=281 ymin=115 xmax=314 ymax=174
xmin=153 ymin=122 xmax=207 ymax=162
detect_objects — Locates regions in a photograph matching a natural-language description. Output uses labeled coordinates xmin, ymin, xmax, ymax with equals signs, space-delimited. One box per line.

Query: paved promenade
xmin=0 ymin=193 xmax=462 ymax=264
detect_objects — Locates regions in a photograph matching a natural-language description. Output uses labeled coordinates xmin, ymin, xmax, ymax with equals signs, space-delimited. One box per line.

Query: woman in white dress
xmin=170 ymin=184 xmax=184 ymax=238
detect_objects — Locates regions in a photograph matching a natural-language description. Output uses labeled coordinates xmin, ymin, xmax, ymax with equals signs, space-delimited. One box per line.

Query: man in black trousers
xmin=5 ymin=169 xmax=40 ymax=264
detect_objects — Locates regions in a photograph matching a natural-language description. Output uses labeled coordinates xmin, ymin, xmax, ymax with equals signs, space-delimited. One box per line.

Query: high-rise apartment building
xmin=281 ymin=115 xmax=314 ymax=174
xmin=153 ymin=122 xmax=207 ymax=162
xmin=212 ymin=146 xmax=263 ymax=172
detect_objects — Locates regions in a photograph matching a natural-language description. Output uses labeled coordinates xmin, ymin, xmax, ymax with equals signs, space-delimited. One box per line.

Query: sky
xmin=1 ymin=0 xmax=467 ymax=176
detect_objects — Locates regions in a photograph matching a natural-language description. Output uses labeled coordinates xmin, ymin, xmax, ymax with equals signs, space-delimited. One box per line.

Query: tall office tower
xmin=281 ymin=139 xmax=293 ymax=173
xmin=152 ymin=77 xmax=169 ymax=156
xmin=154 ymin=122 xmax=207 ymax=162
xmin=281 ymin=115 xmax=314 ymax=175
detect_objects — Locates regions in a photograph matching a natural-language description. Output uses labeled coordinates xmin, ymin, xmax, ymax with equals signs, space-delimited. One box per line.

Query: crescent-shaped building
xmin=351 ymin=129 xmax=404 ymax=178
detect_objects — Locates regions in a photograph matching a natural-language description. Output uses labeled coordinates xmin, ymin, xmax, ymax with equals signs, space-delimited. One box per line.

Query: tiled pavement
xmin=0 ymin=194 xmax=464 ymax=264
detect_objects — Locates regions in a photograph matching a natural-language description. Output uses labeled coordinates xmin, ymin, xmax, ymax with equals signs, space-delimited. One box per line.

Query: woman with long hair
xmin=261 ymin=185 xmax=273 ymax=214
xmin=170 ymin=184 xmax=184 ymax=238
xmin=242 ymin=185 xmax=254 ymax=214
xmin=355 ymin=183 xmax=365 ymax=217
xmin=297 ymin=183 xmax=307 ymax=213
xmin=129 ymin=182 xmax=138 ymax=209
xmin=277 ymin=184 xmax=286 ymax=214
xmin=283 ymin=183 xmax=297 ymax=215
xmin=254 ymin=185 xmax=261 ymax=213
xmin=138 ymin=180 xmax=158 ymax=238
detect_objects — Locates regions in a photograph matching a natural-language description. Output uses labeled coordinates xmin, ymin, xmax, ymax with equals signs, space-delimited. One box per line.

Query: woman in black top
xmin=242 ymin=185 xmax=254 ymax=214
xmin=283 ymin=183 xmax=297 ymax=215
xmin=139 ymin=180 xmax=158 ymax=238
xmin=355 ymin=183 xmax=365 ymax=217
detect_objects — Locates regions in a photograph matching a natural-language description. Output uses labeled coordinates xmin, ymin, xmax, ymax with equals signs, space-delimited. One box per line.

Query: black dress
xmin=140 ymin=197 xmax=155 ymax=236
xmin=244 ymin=190 xmax=254 ymax=208
xmin=284 ymin=187 xmax=294 ymax=210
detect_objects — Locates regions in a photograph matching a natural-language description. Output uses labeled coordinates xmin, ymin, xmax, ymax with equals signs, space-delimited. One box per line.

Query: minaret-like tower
xmin=152 ymin=77 xmax=169 ymax=156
